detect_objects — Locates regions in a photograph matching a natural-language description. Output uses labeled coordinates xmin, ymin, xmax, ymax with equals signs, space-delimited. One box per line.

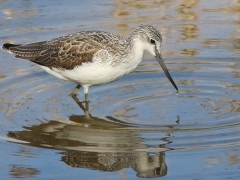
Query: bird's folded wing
xmin=5 ymin=35 xmax=102 ymax=70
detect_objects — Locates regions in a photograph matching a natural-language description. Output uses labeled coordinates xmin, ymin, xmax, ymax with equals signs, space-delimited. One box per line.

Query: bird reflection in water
xmin=7 ymin=96 xmax=180 ymax=178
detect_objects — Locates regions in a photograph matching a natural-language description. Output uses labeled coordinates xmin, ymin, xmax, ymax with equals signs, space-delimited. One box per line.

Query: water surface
xmin=0 ymin=0 xmax=240 ymax=179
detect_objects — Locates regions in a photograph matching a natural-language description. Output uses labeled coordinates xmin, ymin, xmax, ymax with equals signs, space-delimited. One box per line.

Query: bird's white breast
xmin=39 ymin=42 xmax=144 ymax=90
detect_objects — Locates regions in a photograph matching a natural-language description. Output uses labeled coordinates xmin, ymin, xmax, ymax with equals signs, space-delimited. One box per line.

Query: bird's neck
xmin=117 ymin=37 xmax=145 ymax=74
xmin=127 ymin=37 xmax=145 ymax=63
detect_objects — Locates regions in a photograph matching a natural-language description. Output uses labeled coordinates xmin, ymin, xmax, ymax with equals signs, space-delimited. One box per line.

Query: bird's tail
xmin=2 ymin=42 xmax=45 ymax=60
xmin=2 ymin=43 xmax=21 ymax=53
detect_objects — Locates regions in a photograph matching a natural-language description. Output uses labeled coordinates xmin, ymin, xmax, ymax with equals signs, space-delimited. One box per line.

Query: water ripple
xmin=1 ymin=58 xmax=240 ymax=178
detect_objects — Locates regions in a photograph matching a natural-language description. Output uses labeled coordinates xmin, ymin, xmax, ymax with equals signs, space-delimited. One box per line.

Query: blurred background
xmin=1 ymin=0 xmax=239 ymax=58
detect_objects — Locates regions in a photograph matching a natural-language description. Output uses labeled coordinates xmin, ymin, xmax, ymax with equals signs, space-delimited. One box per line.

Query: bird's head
xmin=130 ymin=25 xmax=178 ymax=93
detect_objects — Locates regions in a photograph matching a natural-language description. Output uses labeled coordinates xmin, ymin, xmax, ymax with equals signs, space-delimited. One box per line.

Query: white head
xmin=130 ymin=25 xmax=178 ymax=92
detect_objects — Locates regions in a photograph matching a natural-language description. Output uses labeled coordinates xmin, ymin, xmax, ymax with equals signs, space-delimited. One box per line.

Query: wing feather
xmin=3 ymin=34 xmax=102 ymax=70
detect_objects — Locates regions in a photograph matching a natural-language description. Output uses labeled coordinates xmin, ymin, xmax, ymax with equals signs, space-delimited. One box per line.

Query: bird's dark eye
xmin=150 ymin=39 xmax=155 ymax=44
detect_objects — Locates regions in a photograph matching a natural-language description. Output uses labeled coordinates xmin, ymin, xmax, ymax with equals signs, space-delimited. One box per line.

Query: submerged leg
xmin=84 ymin=94 xmax=89 ymax=110
xmin=70 ymin=85 xmax=90 ymax=117
xmin=70 ymin=84 xmax=81 ymax=96
xmin=85 ymin=93 xmax=89 ymax=102
xmin=82 ymin=85 xmax=90 ymax=115
xmin=71 ymin=93 xmax=90 ymax=118
xmin=83 ymin=85 xmax=90 ymax=102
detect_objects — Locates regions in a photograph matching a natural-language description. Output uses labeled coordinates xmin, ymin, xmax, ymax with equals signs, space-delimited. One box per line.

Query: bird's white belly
xmin=39 ymin=65 xmax=69 ymax=81
xmin=38 ymin=49 xmax=143 ymax=93
xmin=51 ymin=62 xmax=132 ymax=86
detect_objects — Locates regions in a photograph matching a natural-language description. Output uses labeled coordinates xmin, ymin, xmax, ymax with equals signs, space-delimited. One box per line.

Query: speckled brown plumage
xmin=2 ymin=31 xmax=129 ymax=70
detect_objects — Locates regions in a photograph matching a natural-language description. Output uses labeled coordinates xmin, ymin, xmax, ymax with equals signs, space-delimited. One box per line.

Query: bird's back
xmin=2 ymin=31 xmax=128 ymax=70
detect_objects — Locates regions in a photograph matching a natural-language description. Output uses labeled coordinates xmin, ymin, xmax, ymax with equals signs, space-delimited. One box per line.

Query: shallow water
xmin=0 ymin=0 xmax=240 ymax=179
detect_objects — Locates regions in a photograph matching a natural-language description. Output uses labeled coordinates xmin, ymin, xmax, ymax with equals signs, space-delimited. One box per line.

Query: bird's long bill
xmin=155 ymin=48 xmax=178 ymax=93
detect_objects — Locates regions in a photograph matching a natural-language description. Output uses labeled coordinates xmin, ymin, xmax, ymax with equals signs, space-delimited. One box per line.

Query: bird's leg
xmin=70 ymin=85 xmax=90 ymax=116
xmin=84 ymin=93 xmax=90 ymax=115
xmin=71 ymin=94 xmax=85 ymax=111
xmin=71 ymin=93 xmax=90 ymax=117
xmin=85 ymin=94 xmax=89 ymax=117
xmin=84 ymin=93 xmax=89 ymax=102
xmin=70 ymin=84 xmax=81 ymax=96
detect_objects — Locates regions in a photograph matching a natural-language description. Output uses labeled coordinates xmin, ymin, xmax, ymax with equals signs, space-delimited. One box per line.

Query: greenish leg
xmin=70 ymin=84 xmax=81 ymax=96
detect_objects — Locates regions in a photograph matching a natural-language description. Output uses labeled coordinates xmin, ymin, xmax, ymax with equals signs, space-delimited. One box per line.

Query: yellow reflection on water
xmin=177 ymin=0 xmax=199 ymax=20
